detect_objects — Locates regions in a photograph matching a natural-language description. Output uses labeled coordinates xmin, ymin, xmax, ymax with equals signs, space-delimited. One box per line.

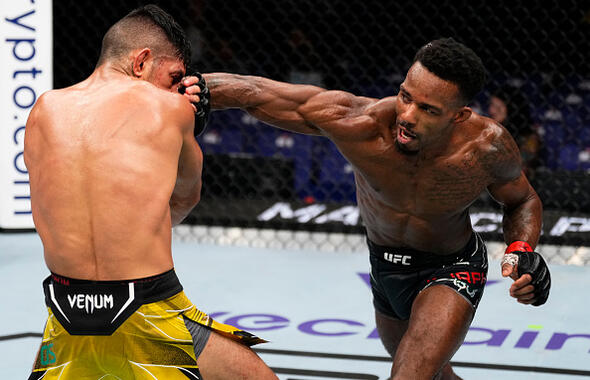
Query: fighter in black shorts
xmin=182 ymin=38 xmax=551 ymax=379
xmin=369 ymin=232 xmax=488 ymax=321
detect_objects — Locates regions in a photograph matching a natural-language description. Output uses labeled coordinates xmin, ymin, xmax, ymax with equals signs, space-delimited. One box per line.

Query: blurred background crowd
xmin=53 ymin=0 xmax=590 ymax=234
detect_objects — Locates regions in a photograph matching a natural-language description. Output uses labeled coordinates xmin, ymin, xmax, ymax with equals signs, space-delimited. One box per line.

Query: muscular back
xmin=24 ymin=76 xmax=195 ymax=280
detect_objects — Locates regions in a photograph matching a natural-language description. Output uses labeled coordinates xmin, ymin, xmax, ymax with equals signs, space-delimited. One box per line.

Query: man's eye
xmin=419 ymin=105 xmax=433 ymax=114
xmin=401 ymin=93 xmax=410 ymax=103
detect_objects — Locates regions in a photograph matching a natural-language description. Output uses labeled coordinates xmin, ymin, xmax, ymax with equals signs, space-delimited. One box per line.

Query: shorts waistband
xmin=47 ymin=269 xmax=183 ymax=305
xmin=367 ymin=233 xmax=479 ymax=268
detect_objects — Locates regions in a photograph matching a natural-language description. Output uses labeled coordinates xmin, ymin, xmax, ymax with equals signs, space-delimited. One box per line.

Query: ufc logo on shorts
xmin=384 ymin=252 xmax=411 ymax=265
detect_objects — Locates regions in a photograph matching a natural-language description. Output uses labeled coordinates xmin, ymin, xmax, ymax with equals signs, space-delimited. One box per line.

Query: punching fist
xmin=178 ymin=73 xmax=210 ymax=137
xmin=501 ymin=241 xmax=551 ymax=306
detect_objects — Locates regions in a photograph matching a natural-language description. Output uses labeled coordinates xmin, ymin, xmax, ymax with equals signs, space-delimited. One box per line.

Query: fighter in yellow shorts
xmin=24 ymin=5 xmax=277 ymax=379
xmin=30 ymin=271 xmax=266 ymax=379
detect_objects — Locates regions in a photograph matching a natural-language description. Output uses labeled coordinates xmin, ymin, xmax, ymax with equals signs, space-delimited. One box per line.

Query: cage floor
xmin=1 ymin=233 xmax=588 ymax=379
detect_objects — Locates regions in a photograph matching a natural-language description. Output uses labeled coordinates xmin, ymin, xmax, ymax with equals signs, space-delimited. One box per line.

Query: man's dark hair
xmin=413 ymin=38 xmax=487 ymax=105
xmin=97 ymin=4 xmax=190 ymax=68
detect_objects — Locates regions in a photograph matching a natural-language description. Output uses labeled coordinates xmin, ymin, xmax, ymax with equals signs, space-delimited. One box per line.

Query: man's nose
xmin=399 ymin=103 xmax=418 ymax=127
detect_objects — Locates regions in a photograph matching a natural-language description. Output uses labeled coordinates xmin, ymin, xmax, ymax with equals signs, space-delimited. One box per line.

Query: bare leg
xmin=197 ymin=331 xmax=278 ymax=380
xmin=389 ymin=285 xmax=472 ymax=380
xmin=375 ymin=299 xmax=464 ymax=380
xmin=375 ymin=309 xmax=409 ymax=359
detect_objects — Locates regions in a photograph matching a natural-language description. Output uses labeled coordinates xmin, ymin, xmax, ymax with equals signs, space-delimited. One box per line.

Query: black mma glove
xmin=178 ymin=72 xmax=210 ymax=138
xmin=503 ymin=241 xmax=551 ymax=306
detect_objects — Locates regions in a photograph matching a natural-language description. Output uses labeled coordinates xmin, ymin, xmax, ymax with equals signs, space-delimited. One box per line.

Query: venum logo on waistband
xmin=67 ymin=293 xmax=114 ymax=314
xmin=384 ymin=252 xmax=412 ymax=265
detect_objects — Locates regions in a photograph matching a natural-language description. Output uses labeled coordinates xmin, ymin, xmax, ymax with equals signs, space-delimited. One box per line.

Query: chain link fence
xmin=54 ymin=0 xmax=590 ymax=261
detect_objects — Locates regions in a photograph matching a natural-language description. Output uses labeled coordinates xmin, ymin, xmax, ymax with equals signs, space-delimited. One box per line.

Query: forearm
xmin=502 ymin=193 xmax=543 ymax=249
xmin=204 ymin=73 xmax=263 ymax=110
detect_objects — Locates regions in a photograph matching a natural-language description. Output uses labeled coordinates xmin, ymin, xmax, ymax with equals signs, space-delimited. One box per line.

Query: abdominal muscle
xmin=356 ymin=178 xmax=474 ymax=254
xmin=361 ymin=206 xmax=473 ymax=254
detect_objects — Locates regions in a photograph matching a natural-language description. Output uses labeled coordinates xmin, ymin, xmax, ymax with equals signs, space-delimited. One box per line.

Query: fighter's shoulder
xmin=27 ymin=89 xmax=62 ymax=123
xmin=33 ymin=88 xmax=62 ymax=108
xmin=469 ymin=113 xmax=521 ymax=178
xmin=365 ymin=96 xmax=397 ymax=117
xmin=129 ymin=82 xmax=193 ymax=118
xmin=471 ymin=113 xmax=518 ymax=152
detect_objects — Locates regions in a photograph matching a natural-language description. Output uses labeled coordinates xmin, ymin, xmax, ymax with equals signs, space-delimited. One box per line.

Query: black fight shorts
xmin=369 ymin=232 xmax=488 ymax=320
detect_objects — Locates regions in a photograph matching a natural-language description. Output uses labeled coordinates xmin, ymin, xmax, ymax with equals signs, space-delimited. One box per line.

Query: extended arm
xmin=191 ymin=73 xmax=376 ymax=139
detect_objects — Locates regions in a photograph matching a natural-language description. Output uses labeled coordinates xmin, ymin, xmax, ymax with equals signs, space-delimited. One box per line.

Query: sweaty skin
xmin=180 ymin=63 xmax=544 ymax=379
xmin=24 ymin=63 xmax=201 ymax=281
xmin=193 ymin=65 xmax=542 ymax=255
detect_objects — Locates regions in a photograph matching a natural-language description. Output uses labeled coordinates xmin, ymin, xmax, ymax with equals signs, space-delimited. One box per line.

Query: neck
xmin=94 ymin=61 xmax=134 ymax=80
xmin=416 ymin=124 xmax=457 ymax=162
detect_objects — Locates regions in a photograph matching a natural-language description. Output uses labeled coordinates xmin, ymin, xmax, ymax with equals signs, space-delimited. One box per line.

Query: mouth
xmin=396 ymin=125 xmax=417 ymax=144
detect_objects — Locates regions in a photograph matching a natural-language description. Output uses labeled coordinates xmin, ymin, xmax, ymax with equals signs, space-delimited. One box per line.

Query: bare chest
xmin=356 ymin=152 xmax=493 ymax=215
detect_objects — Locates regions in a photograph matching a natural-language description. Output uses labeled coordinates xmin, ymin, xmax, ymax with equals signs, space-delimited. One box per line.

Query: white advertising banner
xmin=0 ymin=1 xmax=52 ymax=229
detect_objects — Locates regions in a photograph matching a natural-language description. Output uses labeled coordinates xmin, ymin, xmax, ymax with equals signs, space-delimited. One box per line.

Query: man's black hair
xmin=413 ymin=38 xmax=487 ymax=105
xmin=97 ymin=4 xmax=191 ymax=68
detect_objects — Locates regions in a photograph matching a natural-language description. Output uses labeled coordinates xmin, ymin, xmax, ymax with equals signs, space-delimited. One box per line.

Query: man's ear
xmin=453 ymin=106 xmax=472 ymax=124
xmin=132 ymin=48 xmax=151 ymax=78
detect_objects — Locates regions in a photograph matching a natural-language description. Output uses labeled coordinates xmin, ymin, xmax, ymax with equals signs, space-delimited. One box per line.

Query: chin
xmin=395 ymin=140 xmax=419 ymax=156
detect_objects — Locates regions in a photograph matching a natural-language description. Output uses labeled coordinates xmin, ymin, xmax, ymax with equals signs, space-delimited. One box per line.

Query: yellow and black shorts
xmin=29 ymin=270 xmax=265 ymax=379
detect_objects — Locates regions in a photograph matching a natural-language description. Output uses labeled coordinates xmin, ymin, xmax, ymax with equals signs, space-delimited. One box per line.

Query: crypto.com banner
xmin=0 ymin=1 xmax=52 ymax=228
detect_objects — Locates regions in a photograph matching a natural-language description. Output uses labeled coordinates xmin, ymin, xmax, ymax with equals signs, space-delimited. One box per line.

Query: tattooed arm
xmin=485 ymin=122 xmax=548 ymax=306
xmin=485 ymin=125 xmax=543 ymax=248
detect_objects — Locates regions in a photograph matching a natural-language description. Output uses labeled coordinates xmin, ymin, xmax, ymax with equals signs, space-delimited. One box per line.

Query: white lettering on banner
xmin=257 ymin=202 xmax=327 ymax=223
xmin=257 ymin=202 xmax=293 ymax=221
xmin=258 ymin=202 xmax=359 ymax=225
xmin=294 ymin=205 xmax=327 ymax=223
xmin=470 ymin=212 xmax=502 ymax=233
xmin=550 ymin=217 xmax=590 ymax=236
xmin=314 ymin=206 xmax=359 ymax=225
xmin=256 ymin=203 xmax=589 ymax=242
xmin=67 ymin=293 xmax=114 ymax=314
xmin=0 ymin=1 xmax=53 ymax=228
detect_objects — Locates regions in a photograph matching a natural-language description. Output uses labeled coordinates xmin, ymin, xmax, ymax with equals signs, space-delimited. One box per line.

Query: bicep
xmin=249 ymin=77 xmax=374 ymax=135
xmin=296 ymin=90 xmax=377 ymax=138
xmin=245 ymin=81 xmax=329 ymax=134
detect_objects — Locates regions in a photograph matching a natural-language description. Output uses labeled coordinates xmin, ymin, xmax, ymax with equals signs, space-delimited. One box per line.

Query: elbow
xmin=179 ymin=188 xmax=201 ymax=210
xmin=526 ymin=187 xmax=543 ymax=213
xmin=170 ymin=189 xmax=201 ymax=223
